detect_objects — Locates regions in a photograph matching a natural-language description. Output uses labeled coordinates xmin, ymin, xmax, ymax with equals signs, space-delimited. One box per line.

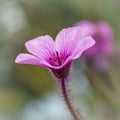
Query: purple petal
xmin=72 ymin=36 xmax=95 ymax=59
xmin=97 ymin=21 xmax=113 ymax=55
xmin=15 ymin=53 xmax=63 ymax=69
xmin=74 ymin=20 xmax=96 ymax=36
xmin=15 ymin=53 xmax=72 ymax=70
xmin=25 ymin=35 xmax=55 ymax=60
xmin=55 ymin=27 xmax=85 ymax=55
xmin=15 ymin=53 xmax=41 ymax=66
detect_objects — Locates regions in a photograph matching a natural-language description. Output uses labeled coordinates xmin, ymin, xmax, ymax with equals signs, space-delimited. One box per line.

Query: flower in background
xmin=15 ymin=26 xmax=95 ymax=79
xmin=74 ymin=20 xmax=113 ymax=72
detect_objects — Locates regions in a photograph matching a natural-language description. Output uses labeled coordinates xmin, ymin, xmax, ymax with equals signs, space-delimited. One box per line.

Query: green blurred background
xmin=0 ymin=0 xmax=120 ymax=120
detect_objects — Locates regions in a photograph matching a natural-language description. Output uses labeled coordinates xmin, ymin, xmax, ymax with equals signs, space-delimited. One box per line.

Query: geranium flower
xmin=74 ymin=20 xmax=113 ymax=71
xmin=15 ymin=26 xmax=95 ymax=78
xmin=15 ymin=26 xmax=95 ymax=120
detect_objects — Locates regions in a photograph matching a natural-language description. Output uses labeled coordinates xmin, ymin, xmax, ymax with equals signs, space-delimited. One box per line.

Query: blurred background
xmin=0 ymin=0 xmax=120 ymax=120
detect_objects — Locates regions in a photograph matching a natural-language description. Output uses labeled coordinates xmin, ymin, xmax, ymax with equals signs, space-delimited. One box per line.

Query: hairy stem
xmin=61 ymin=78 xmax=81 ymax=120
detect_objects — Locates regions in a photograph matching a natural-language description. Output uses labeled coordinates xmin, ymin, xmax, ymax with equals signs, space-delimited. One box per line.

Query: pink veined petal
xmin=72 ymin=36 xmax=95 ymax=59
xmin=55 ymin=26 xmax=85 ymax=55
xmin=15 ymin=53 xmax=55 ymax=68
xmin=25 ymin=35 xmax=55 ymax=60
xmin=15 ymin=53 xmax=72 ymax=70
xmin=15 ymin=53 xmax=41 ymax=66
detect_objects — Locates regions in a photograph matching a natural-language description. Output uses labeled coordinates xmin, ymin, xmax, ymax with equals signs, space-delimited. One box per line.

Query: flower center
xmin=49 ymin=51 xmax=68 ymax=66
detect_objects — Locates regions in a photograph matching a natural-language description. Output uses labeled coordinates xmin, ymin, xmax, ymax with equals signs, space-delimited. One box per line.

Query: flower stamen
xmin=56 ymin=51 xmax=61 ymax=66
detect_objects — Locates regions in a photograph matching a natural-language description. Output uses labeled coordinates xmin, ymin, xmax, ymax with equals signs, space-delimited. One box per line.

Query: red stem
xmin=61 ymin=78 xmax=82 ymax=120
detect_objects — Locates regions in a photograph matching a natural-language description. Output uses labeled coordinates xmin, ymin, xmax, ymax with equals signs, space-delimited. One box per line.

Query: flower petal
xmin=15 ymin=53 xmax=72 ymax=70
xmin=15 ymin=53 xmax=57 ymax=68
xmin=72 ymin=36 xmax=95 ymax=59
xmin=15 ymin=53 xmax=41 ymax=66
xmin=25 ymin=35 xmax=55 ymax=60
xmin=73 ymin=20 xmax=96 ymax=36
xmin=97 ymin=21 xmax=113 ymax=55
xmin=55 ymin=27 xmax=85 ymax=55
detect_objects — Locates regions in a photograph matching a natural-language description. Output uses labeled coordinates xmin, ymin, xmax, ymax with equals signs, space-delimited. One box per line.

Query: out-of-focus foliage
xmin=0 ymin=0 xmax=120 ymax=120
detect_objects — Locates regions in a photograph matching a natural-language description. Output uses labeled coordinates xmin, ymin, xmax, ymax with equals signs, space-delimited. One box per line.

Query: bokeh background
xmin=0 ymin=0 xmax=120 ymax=120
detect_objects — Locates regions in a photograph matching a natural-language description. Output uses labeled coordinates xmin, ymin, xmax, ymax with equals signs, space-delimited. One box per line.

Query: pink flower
xmin=74 ymin=20 xmax=113 ymax=71
xmin=15 ymin=27 xmax=95 ymax=78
